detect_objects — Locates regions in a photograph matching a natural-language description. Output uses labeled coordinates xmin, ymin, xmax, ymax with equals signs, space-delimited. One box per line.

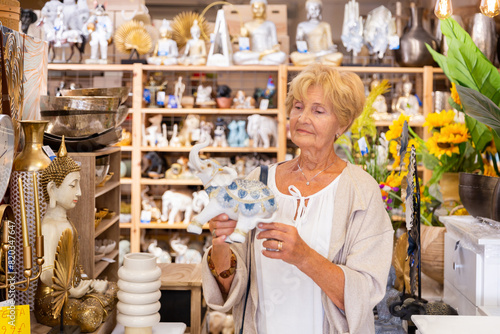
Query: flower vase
xmin=117 ymin=253 xmax=162 ymax=334
xmin=396 ymin=3 xmax=437 ymax=67
xmin=439 ymin=172 xmax=460 ymax=204
xmin=10 ymin=120 xmax=51 ymax=309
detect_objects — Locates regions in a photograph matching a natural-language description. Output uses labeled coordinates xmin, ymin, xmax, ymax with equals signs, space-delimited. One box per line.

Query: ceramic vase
xmin=10 ymin=120 xmax=50 ymax=309
xmin=396 ymin=3 xmax=437 ymax=67
xmin=439 ymin=172 xmax=460 ymax=203
xmin=117 ymin=253 xmax=162 ymax=334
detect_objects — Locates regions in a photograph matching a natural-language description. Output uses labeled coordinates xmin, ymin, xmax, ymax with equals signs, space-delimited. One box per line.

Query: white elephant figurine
xmin=247 ymin=114 xmax=278 ymax=148
xmin=161 ymin=190 xmax=193 ymax=224
xmin=186 ymin=140 xmax=278 ymax=243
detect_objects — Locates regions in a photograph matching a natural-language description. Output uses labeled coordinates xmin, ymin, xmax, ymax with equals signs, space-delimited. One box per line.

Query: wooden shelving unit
xmin=68 ymin=147 xmax=121 ymax=281
xmin=48 ymin=63 xmax=438 ymax=254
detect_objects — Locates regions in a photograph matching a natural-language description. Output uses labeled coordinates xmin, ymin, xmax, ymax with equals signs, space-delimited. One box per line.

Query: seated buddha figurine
xmin=178 ymin=20 xmax=207 ymax=66
xmin=35 ymin=139 xmax=117 ymax=333
xmin=394 ymin=77 xmax=421 ymax=120
xmin=147 ymin=19 xmax=179 ymax=65
xmin=290 ymin=0 xmax=343 ymax=66
xmin=233 ymin=0 xmax=287 ymax=65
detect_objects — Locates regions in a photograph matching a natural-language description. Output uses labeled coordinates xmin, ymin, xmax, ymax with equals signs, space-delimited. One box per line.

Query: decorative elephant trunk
xmin=186 ymin=140 xmax=278 ymax=243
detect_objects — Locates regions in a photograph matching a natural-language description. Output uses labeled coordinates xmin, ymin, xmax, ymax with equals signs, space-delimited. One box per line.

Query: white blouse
xmin=254 ymin=164 xmax=341 ymax=334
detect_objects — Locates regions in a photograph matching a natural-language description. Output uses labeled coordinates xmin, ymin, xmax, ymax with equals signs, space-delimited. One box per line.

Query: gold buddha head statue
xmin=41 ymin=138 xmax=82 ymax=210
xmin=250 ymin=0 xmax=267 ymax=20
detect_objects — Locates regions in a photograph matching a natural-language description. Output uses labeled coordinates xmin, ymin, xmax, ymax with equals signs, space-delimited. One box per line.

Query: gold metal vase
xmin=10 ymin=120 xmax=50 ymax=309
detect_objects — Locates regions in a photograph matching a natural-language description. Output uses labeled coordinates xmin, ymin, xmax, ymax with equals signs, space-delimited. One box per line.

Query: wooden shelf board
xmin=139 ymin=222 xmax=209 ymax=229
xmin=288 ymin=66 xmax=426 ymax=73
xmin=141 ymin=146 xmax=278 ymax=153
xmin=375 ymin=119 xmax=425 ymax=127
xmin=94 ymin=249 xmax=118 ymax=277
xmin=117 ymin=145 xmax=133 ymax=151
xmin=142 ymin=64 xmax=280 ymax=72
xmin=141 ymin=107 xmax=279 ymax=115
xmin=95 ymin=181 xmax=120 ymax=198
xmin=120 ymin=178 xmax=132 ymax=185
xmin=48 ymin=63 xmax=134 ymax=71
xmin=69 ymin=146 xmax=121 ymax=157
xmin=141 ymin=178 xmax=203 ymax=186
xmin=120 ymin=223 xmax=132 ymax=228
xmin=96 ymin=215 xmax=119 ymax=238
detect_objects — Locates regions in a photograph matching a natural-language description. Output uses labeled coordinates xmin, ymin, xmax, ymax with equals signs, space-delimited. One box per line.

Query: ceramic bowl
xmin=95 ymin=239 xmax=116 ymax=254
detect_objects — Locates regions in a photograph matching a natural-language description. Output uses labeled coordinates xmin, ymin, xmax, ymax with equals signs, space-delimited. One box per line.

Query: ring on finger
xmin=211 ymin=229 xmax=217 ymax=238
xmin=277 ymin=240 xmax=283 ymax=251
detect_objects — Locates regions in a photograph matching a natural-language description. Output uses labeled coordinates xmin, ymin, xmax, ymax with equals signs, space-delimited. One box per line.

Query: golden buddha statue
xmin=290 ymin=0 xmax=343 ymax=66
xmin=233 ymin=0 xmax=287 ymax=65
xmin=147 ymin=19 xmax=179 ymax=66
xmin=35 ymin=139 xmax=117 ymax=332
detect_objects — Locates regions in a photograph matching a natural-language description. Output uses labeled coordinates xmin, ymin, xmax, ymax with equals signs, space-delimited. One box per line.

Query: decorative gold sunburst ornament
xmin=114 ymin=20 xmax=153 ymax=56
xmin=171 ymin=12 xmax=209 ymax=50
xmin=51 ymin=228 xmax=75 ymax=319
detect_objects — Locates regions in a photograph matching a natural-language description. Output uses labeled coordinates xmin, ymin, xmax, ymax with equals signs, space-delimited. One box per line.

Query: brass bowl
xmin=41 ymin=95 xmax=128 ymax=137
xmin=60 ymin=87 xmax=130 ymax=105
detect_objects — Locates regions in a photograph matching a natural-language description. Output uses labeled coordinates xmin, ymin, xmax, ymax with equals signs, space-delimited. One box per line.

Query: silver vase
xmin=469 ymin=13 xmax=497 ymax=64
xmin=396 ymin=3 xmax=438 ymax=67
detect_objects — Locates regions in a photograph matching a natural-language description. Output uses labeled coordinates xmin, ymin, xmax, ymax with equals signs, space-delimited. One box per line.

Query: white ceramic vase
xmin=117 ymin=253 xmax=162 ymax=334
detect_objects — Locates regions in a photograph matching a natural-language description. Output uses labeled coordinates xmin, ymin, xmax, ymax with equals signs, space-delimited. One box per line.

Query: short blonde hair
xmin=285 ymin=63 xmax=365 ymax=133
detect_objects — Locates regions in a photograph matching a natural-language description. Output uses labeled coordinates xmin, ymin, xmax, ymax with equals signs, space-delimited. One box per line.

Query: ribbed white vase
xmin=117 ymin=253 xmax=162 ymax=334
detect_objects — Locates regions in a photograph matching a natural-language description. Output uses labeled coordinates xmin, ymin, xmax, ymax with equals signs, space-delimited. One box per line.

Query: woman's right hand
xmin=209 ymin=213 xmax=237 ymax=248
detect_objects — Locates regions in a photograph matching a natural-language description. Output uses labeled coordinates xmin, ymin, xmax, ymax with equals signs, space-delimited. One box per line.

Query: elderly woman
xmin=203 ymin=63 xmax=393 ymax=333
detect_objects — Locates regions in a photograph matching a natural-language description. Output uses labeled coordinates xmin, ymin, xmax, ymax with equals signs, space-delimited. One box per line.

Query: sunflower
xmin=385 ymin=170 xmax=408 ymax=189
xmin=450 ymin=82 xmax=462 ymax=108
xmin=483 ymin=159 xmax=497 ymax=177
xmin=439 ymin=123 xmax=469 ymax=144
xmin=427 ymin=132 xmax=460 ymax=158
xmin=423 ymin=110 xmax=455 ymax=132
xmin=386 ymin=114 xmax=410 ymax=141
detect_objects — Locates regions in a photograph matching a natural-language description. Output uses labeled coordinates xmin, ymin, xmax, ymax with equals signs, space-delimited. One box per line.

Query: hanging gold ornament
xmin=114 ymin=20 xmax=153 ymax=56
xmin=171 ymin=11 xmax=209 ymax=50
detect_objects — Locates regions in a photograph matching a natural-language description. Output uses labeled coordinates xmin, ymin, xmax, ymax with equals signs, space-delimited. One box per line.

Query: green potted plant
xmin=426 ymin=18 xmax=500 ymax=220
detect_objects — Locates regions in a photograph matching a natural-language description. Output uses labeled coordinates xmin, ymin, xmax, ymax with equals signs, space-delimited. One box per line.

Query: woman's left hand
xmin=256 ymin=222 xmax=312 ymax=267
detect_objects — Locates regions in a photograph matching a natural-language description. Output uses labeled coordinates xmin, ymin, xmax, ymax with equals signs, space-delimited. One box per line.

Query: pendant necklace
xmin=297 ymin=158 xmax=337 ymax=186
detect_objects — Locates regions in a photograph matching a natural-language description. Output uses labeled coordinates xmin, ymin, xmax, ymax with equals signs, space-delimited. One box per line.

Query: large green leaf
xmin=457 ymin=84 xmax=500 ymax=137
xmin=465 ymin=114 xmax=493 ymax=153
xmin=435 ymin=18 xmax=500 ymax=106
xmin=426 ymin=44 xmax=450 ymax=78
xmin=493 ymin=130 xmax=500 ymax=157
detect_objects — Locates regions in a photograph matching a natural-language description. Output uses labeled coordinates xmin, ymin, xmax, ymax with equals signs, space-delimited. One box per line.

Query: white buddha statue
xmin=394 ymin=79 xmax=421 ymax=119
xmin=290 ymin=0 xmax=343 ymax=66
xmin=147 ymin=19 xmax=179 ymax=65
xmin=178 ymin=20 xmax=207 ymax=66
xmin=370 ymin=74 xmax=390 ymax=121
xmin=233 ymin=0 xmax=287 ymax=65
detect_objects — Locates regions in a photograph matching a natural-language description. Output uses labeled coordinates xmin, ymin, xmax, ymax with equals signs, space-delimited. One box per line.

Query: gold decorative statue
xmin=233 ymin=0 xmax=287 ymax=65
xmin=290 ymin=0 xmax=343 ymax=66
xmin=34 ymin=139 xmax=117 ymax=332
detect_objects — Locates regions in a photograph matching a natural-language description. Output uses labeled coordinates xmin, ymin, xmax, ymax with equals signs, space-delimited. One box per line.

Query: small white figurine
xmin=147 ymin=240 xmax=172 ymax=264
xmin=370 ymin=75 xmax=390 ymax=121
xmin=174 ymin=76 xmax=185 ymax=108
xmin=169 ymin=124 xmax=182 ymax=147
xmin=247 ymin=114 xmax=277 ymax=148
xmin=195 ymin=85 xmax=214 ymax=106
xmin=199 ymin=120 xmax=214 ymax=145
xmin=213 ymin=125 xmax=228 ymax=148
xmin=161 ymin=190 xmax=193 ymax=224
xmin=147 ymin=19 xmax=179 ymax=65
xmin=84 ymin=2 xmax=113 ymax=64
xmin=394 ymin=78 xmax=421 ymax=119
xmin=179 ymin=20 xmax=207 ymax=66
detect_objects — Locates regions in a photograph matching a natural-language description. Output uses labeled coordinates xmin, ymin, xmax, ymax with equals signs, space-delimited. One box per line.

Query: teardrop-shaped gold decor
xmin=171 ymin=11 xmax=209 ymax=50
xmin=114 ymin=20 xmax=153 ymax=56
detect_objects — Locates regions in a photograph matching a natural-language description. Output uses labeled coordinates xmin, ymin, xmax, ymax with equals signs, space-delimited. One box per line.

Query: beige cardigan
xmin=201 ymin=162 xmax=394 ymax=333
